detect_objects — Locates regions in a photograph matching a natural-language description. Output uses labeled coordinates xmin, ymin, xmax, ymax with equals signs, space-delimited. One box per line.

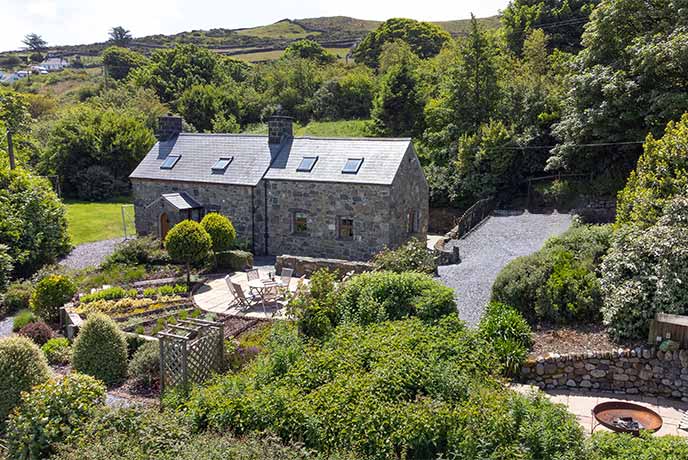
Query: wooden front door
xmin=160 ymin=213 xmax=170 ymax=239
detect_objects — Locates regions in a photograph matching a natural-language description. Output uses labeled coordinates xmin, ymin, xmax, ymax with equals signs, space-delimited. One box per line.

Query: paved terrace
xmin=193 ymin=257 xmax=304 ymax=319
xmin=439 ymin=211 xmax=573 ymax=327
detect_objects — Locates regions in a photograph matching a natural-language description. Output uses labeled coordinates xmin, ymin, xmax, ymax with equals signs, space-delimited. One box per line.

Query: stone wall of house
xmin=264 ymin=180 xmax=395 ymax=261
xmin=429 ymin=207 xmax=464 ymax=234
xmin=521 ymin=348 xmax=688 ymax=401
xmin=275 ymin=254 xmax=373 ymax=278
xmin=131 ymin=179 xmax=259 ymax=251
xmin=388 ymin=145 xmax=429 ymax=248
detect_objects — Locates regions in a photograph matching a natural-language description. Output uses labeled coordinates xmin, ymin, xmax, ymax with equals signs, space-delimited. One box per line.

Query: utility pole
xmin=6 ymin=129 xmax=15 ymax=169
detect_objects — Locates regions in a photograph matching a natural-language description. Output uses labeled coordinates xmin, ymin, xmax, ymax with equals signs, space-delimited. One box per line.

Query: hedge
xmin=72 ymin=314 xmax=128 ymax=386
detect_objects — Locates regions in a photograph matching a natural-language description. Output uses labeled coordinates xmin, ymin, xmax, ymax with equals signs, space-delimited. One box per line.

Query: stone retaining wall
xmin=275 ymin=254 xmax=373 ymax=278
xmin=433 ymin=237 xmax=461 ymax=266
xmin=572 ymin=198 xmax=616 ymax=224
xmin=521 ymin=348 xmax=688 ymax=401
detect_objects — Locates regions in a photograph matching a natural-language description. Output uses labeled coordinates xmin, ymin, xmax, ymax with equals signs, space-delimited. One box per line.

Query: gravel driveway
xmin=59 ymin=238 xmax=125 ymax=270
xmin=439 ymin=211 xmax=572 ymax=327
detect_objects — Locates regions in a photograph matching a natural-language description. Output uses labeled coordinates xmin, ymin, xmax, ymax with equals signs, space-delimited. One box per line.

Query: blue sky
xmin=0 ymin=0 xmax=509 ymax=52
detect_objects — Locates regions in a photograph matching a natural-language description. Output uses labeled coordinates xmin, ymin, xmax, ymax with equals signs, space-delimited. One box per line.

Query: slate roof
xmin=265 ymin=137 xmax=411 ymax=185
xmin=162 ymin=192 xmax=202 ymax=210
xmin=130 ymin=134 xmax=277 ymax=186
xmin=129 ymin=133 xmax=412 ymax=186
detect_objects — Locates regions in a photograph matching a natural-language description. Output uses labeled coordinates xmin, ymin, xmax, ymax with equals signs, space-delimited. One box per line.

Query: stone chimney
xmin=157 ymin=115 xmax=182 ymax=141
xmin=268 ymin=114 xmax=293 ymax=145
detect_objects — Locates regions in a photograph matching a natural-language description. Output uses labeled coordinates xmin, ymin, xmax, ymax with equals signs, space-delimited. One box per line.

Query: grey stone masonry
xmin=275 ymin=254 xmax=373 ymax=278
xmin=268 ymin=115 xmax=294 ymax=145
xmin=521 ymin=347 xmax=688 ymax=401
xmin=158 ymin=116 xmax=182 ymax=141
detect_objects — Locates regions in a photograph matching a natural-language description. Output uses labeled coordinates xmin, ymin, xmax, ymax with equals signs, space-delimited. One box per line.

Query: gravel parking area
xmin=0 ymin=316 xmax=13 ymax=338
xmin=59 ymin=237 xmax=125 ymax=270
xmin=438 ymin=211 xmax=572 ymax=327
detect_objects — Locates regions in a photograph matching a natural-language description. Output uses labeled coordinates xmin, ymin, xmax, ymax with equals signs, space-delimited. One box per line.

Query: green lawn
xmin=65 ymin=196 xmax=134 ymax=245
xmin=243 ymin=119 xmax=372 ymax=137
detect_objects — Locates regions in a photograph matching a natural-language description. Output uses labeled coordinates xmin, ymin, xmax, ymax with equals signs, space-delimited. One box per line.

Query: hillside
xmin=0 ymin=15 xmax=500 ymax=66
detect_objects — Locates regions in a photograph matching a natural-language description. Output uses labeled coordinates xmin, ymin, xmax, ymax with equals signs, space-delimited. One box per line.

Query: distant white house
xmin=40 ymin=57 xmax=68 ymax=72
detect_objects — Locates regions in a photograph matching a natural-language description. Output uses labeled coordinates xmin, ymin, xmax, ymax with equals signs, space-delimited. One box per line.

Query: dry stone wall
xmin=275 ymin=254 xmax=372 ymax=278
xmin=521 ymin=347 xmax=688 ymax=401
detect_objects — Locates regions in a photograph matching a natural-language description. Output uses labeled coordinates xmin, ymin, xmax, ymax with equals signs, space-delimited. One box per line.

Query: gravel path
xmin=0 ymin=316 xmax=13 ymax=338
xmin=439 ymin=211 xmax=572 ymax=327
xmin=59 ymin=238 xmax=125 ymax=270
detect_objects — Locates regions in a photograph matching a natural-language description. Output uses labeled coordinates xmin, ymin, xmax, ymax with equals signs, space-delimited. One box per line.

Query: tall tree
xmin=548 ymin=0 xmax=688 ymax=180
xmin=371 ymin=61 xmax=424 ymax=137
xmin=109 ymin=26 xmax=132 ymax=46
xmin=502 ymin=0 xmax=600 ymax=55
xmin=353 ymin=18 xmax=451 ymax=68
xmin=21 ymin=33 xmax=47 ymax=52
xmin=422 ymin=16 xmax=501 ymax=164
xmin=0 ymin=89 xmax=31 ymax=170
xmin=102 ymin=46 xmax=148 ymax=80
xmin=283 ymin=39 xmax=335 ymax=64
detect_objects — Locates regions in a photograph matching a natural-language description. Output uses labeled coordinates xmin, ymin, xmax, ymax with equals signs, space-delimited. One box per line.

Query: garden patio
xmin=193 ymin=257 xmax=307 ymax=319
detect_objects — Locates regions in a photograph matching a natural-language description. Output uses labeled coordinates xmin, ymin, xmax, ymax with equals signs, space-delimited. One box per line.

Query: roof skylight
xmin=211 ymin=157 xmax=233 ymax=173
xmin=297 ymin=156 xmax=318 ymax=172
xmin=160 ymin=155 xmax=181 ymax=170
xmin=342 ymin=158 xmax=364 ymax=174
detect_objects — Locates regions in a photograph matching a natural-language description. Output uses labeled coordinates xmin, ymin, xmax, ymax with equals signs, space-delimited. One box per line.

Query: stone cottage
xmin=129 ymin=115 xmax=429 ymax=261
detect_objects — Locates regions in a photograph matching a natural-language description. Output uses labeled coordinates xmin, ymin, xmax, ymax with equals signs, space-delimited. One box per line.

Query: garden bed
xmin=121 ymin=306 xmax=207 ymax=336
xmin=530 ymin=323 xmax=643 ymax=357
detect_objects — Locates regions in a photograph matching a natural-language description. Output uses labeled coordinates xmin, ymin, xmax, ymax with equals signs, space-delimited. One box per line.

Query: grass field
xmin=65 ymin=196 xmax=135 ymax=245
xmin=243 ymin=119 xmax=371 ymax=137
xmin=233 ymin=46 xmax=350 ymax=63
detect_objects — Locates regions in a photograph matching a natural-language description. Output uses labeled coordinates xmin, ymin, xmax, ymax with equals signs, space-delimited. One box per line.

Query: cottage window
xmin=342 ymin=158 xmax=363 ymax=174
xmin=297 ymin=156 xmax=318 ymax=172
xmin=293 ymin=212 xmax=308 ymax=234
xmin=160 ymin=155 xmax=181 ymax=169
xmin=338 ymin=217 xmax=354 ymax=240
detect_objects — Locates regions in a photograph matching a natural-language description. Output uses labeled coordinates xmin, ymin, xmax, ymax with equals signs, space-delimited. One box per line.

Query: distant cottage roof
xmin=130 ymin=133 xmax=412 ymax=186
xmin=161 ymin=192 xmax=202 ymax=210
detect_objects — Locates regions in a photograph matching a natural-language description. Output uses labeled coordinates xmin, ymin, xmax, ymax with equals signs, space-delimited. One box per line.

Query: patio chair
xmin=290 ymin=275 xmax=307 ymax=294
xmin=279 ymin=268 xmax=294 ymax=293
xmin=247 ymin=269 xmax=260 ymax=281
xmin=231 ymin=281 xmax=260 ymax=310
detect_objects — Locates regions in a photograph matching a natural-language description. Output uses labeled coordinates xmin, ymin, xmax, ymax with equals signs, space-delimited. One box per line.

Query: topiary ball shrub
xmin=0 ymin=336 xmax=50 ymax=429
xmin=128 ymin=341 xmax=160 ymax=388
xmin=217 ymin=250 xmax=253 ymax=271
xmin=200 ymin=212 xmax=237 ymax=253
xmin=478 ymin=302 xmax=533 ymax=376
xmin=164 ymin=220 xmax=212 ymax=284
xmin=6 ymin=373 xmax=106 ymax=460
xmin=41 ymin=337 xmax=72 ymax=365
xmin=12 ymin=309 xmax=37 ymax=332
xmin=72 ymin=313 xmax=128 ymax=386
xmin=30 ymin=274 xmax=77 ymax=323
xmin=18 ymin=320 xmax=54 ymax=345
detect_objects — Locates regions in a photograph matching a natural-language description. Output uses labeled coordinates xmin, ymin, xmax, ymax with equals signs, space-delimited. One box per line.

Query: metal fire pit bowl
xmin=592 ymin=401 xmax=663 ymax=435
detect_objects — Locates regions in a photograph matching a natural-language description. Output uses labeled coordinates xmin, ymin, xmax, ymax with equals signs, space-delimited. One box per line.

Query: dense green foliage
xmin=601 ymin=197 xmax=688 ymax=340
xmin=353 ymin=18 xmax=451 ymax=68
xmin=2 ymin=281 xmax=32 ymax=315
xmin=128 ymin=340 xmax=160 ymax=388
xmin=0 ymin=336 xmax=50 ymax=430
xmin=102 ymin=46 xmax=149 ymax=80
xmin=200 ymin=212 xmax=237 ymax=256
xmin=586 ymin=431 xmax=688 ymax=459
xmin=502 ymin=0 xmax=599 ymax=55
xmin=41 ymin=337 xmax=72 ymax=365
xmin=478 ymin=302 xmax=533 ymax=375
xmin=164 ymin=220 xmax=212 ymax=283
xmin=617 ymin=114 xmax=688 ymax=228
xmin=371 ymin=238 xmax=437 ymax=274
xmin=371 ymin=60 xmax=424 ymax=137
xmin=284 ymin=39 xmax=336 ymax=64
xmin=0 ymin=168 xmax=70 ymax=278
xmin=30 ymin=274 xmax=77 ymax=323
xmin=72 ymin=313 xmax=128 ymax=386
xmin=104 ymin=235 xmax=170 ymax=267
xmin=6 ymin=373 xmax=106 ymax=460
xmin=492 ymin=224 xmax=611 ymax=324
xmin=46 ymin=104 xmax=155 ymax=198
xmin=549 ymin=0 xmax=688 ymax=180
xmin=185 ymin=318 xmax=584 ymax=459
xmin=18 ymin=320 xmax=53 ymax=345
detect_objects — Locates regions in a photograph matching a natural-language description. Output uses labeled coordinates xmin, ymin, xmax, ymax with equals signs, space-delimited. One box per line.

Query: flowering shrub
xmin=6 ymin=373 xmax=106 ymax=459
xmin=601 ymin=198 xmax=688 ymax=340
xmin=73 ymin=295 xmax=185 ymax=317
xmin=371 ymin=238 xmax=437 ymax=274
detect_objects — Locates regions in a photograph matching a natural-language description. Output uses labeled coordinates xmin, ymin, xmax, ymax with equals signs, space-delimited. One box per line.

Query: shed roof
xmin=130 ymin=134 xmax=412 ymax=186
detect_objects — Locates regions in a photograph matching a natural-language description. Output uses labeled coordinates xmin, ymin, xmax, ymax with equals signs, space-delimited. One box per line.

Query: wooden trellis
xmin=158 ymin=318 xmax=224 ymax=398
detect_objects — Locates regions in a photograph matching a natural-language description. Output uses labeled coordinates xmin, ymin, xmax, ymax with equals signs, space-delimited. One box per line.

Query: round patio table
xmin=248 ymin=278 xmax=284 ymax=310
